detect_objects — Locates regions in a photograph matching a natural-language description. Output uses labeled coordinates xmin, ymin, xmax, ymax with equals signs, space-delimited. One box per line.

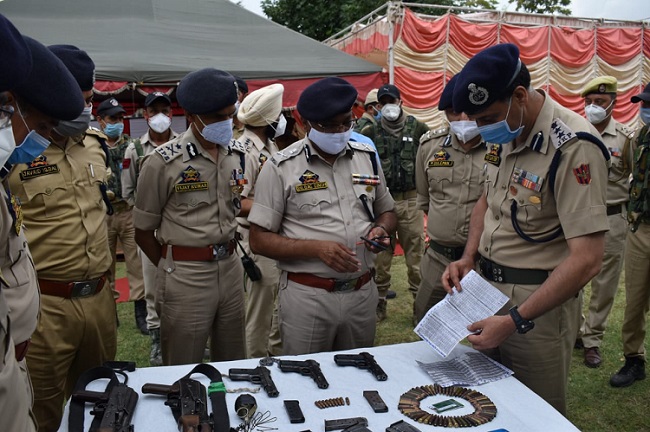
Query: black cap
xmin=49 ymin=45 xmax=95 ymax=92
xmin=297 ymin=77 xmax=357 ymax=122
xmin=0 ymin=14 xmax=32 ymax=91
xmin=438 ymin=75 xmax=459 ymax=111
xmin=145 ymin=91 xmax=172 ymax=107
xmin=234 ymin=76 xmax=248 ymax=95
xmin=631 ymin=83 xmax=650 ymax=103
xmin=97 ymin=98 xmax=126 ymax=117
xmin=377 ymin=84 xmax=400 ymax=101
xmin=12 ymin=36 xmax=84 ymax=121
xmin=176 ymin=68 xmax=238 ymax=115
xmin=453 ymin=43 xmax=522 ymax=115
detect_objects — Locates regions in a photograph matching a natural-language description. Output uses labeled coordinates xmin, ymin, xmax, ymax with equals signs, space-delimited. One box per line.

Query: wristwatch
xmin=509 ymin=306 xmax=535 ymax=334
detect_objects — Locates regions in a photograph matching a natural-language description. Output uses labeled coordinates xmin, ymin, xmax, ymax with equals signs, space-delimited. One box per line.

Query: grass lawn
xmin=114 ymin=257 xmax=648 ymax=432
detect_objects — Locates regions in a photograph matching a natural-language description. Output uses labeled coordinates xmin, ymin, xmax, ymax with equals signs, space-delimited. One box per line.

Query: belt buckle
xmin=71 ymin=279 xmax=99 ymax=298
xmin=333 ymin=278 xmax=357 ymax=292
xmin=212 ymin=243 xmax=229 ymax=261
xmin=443 ymin=247 xmax=454 ymax=260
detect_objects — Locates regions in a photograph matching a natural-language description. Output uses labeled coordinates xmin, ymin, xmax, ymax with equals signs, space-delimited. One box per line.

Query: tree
xmin=508 ymin=0 xmax=571 ymax=15
xmin=261 ymin=0 xmax=497 ymax=42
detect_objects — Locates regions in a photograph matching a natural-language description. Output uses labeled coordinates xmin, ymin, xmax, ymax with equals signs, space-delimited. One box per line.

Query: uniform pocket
xmin=427 ymin=166 xmax=453 ymax=201
xmin=174 ymin=190 xmax=212 ymax=226
xmin=292 ymin=189 xmax=331 ymax=226
xmin=21 ymin=172 xmax=68 ymax=219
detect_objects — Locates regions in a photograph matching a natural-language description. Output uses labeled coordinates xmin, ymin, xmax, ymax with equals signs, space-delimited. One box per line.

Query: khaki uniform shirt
xmin=8 ymin=129 xmax=112 ymax=281
xmin=235 ymin=128 xmax=279 ymax=228
xmin=416 ymin=130 xmax=486 ymax=246
xmin=0 ymin=187 xmax=39 ymax=344
xmin=122 ymin=129 xmax=180 ymax=206
xmin=599 ymin=119 xmax=634 ymax=206
xmin=481 ymin=91 xmax=609 ymax=270
xmin=133 ymin=128 xmax=245 ymax=246
xmin=248 ymin=138 xmax=395 ymax=279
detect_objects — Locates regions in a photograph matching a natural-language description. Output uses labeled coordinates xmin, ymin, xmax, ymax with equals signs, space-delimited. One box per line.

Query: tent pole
xmin=387 ymin=1 xmax=400 ymax=84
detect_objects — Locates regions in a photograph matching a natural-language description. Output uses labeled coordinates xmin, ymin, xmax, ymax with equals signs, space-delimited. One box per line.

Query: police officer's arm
xmin=442 ymin=192 xmax=487 ymax=292
xmin=415 ymin=141 xmax=430 ymax=214
xmin=121 ymin=144 xmax=137 ymax=206
xmin=466 ymin=232 xmax=605 ymax=350
xmin=135 ymin=229 xmax=161 ymax=266
xmin=237 ymin=151 xmax=258 ymax=218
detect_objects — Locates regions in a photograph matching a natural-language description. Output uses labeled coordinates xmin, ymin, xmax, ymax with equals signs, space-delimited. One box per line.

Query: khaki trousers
xmin=488 ymin=281 xmax=580 ymax=416
xmin=156 ymin=253 xmax=246 ymax=365
xmin=27 ymin=287 xmax=117 ymax=432
xmin=0 ymin=331 xmax=36 ymax=432
xmin=107 ymin=207 xmax=144 ymax=301
xmin=414 ymin=248 xmax=454 ymax=323
xmin=622 ymin=222 xmax=650 ymax=357
xmin=580 ymin=213 xmax=627 ymax=347
xmin=238 ymin=228 xmax=282 ymax=358
xmin=279 ymin=272 xmax=378 ymax=355
xmin=374 ymin=197 xmax=424 ymax=298
xmin=140 ymin=250 xmax=160 ymax=329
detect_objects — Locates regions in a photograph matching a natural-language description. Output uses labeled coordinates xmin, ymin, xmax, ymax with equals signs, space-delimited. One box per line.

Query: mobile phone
xmin=360 ymin=236 xmax=388 ymax=251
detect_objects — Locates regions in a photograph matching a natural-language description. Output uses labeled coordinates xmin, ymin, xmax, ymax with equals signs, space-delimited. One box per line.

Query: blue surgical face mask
xmin=197 ymin=116 xmax=233 ymax=147
xmin=477 ymin=98 xmax=524 ymax=144
xmin=640 ymin=107 xmax=650 ymax=125
xmin=102 ymin=121 xmax=124 ymax=139
xmin=7 ymin=104 xmax=51 ymax=165
xmin=372 ymin=106 xmax=382 ymax=121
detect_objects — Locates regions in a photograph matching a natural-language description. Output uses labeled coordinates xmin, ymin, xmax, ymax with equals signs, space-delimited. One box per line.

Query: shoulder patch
xmin=155 ymin=141 xmax=182 ymax=163
xmin=615 ymin=122 xmax=635 ymax=140
xmin=419 ymin=127 xmax=448 ymax=145
xmin=270 ymin=141 xmax=305 ymax=166
xmin=229 ymin=139 xmax=247 ymax=154
xmin=349 ymin=141 xmax=375 ymax=153
xmin=550 ymin=118 xmax=577 ymax=149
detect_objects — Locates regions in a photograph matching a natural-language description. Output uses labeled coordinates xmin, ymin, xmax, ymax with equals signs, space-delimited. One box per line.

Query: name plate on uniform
xmin=19 ymin=164 xmax=60 ymax=181
xmin=175 ymin=181 xmax=209 ymax=193
xmin=296 ymin=181 xmax=328 ymax=193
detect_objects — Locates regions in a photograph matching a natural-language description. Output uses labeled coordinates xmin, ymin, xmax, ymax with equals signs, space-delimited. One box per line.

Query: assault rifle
xmin=260 ymin=357 xmax=329 ymax=389
xmin=69 ymin=366 xmax=138 ymax=432
xmin=228 ymin=366 xmax=279 ymax=397
xmin=333 ymin=352 xmax=388 ymax=381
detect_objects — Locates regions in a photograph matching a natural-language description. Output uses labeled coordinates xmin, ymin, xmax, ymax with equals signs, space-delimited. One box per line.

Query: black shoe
xmin=574 ymin=338 xmax=584 ymax=350
xmin=386 ymin=290 xmax=397 ymax=300
xmin=610 ymin=356 xmax=646 ymax=388
xmin=134 ymin=300 xmax=149 ymax=335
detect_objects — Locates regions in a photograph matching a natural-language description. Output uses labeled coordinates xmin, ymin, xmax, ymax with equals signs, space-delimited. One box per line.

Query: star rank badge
xmin=296 ymin=170 xmax=328 ymax=193
xmin=175 ymin=166 xmax=209 ymax=193
xmin=428 ymin=150 xmax=454 ymax=167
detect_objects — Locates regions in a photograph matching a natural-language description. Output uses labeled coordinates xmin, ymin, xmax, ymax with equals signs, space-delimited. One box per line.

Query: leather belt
xmin=14 ymin=339 xmax=30 ymax=362
xmin=161 ymin=240 xmax=236 ymax=262
xmin=606 ymin=204 xmax=623 ymax=216
xmin=479 ymin=256 xmax=549 ymax=285
xmin=428 ymin=239 xmax=464 ymax=261
xmin=109 ymin=200 xmax=132 ymax=214
xmin=390 ymin=189 xmax=417 ymax=201
xmin=287 ymin=271 xmax=373 ymax=292
xmin=38 ymin=274 xmax=107 ymax=299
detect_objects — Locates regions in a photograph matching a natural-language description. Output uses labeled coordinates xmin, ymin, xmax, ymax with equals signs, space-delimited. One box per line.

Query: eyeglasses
xmin=0 ymin=105 xmax=15 ymax=130
xmin=314 ymin=118 xmax=357 ymax=133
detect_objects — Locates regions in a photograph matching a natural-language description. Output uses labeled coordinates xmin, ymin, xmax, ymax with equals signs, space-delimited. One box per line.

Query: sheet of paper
xmin=414 ymin=270 xmax=509 ymax=357
xmin=417 ymin=352 xmax=514 ymax=387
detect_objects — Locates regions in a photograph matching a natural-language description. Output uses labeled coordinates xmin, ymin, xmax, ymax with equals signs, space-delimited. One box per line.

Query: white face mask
xmin=0 ymin=124 xmax=16 ymax=168
xmin=308 ymin=126 xmax=352 ymax=155
xmin=449 ymin=120 xmax=481 ymax=143
xmin=584 ymin=101 xmax=613 ymax=125
xmin=381 ymin=104 xmax=401 ymax=121
xmin=272 ymin=115 xmax=287 ymax=138
xmin=148 ymin=112 xmax=172 ymax=134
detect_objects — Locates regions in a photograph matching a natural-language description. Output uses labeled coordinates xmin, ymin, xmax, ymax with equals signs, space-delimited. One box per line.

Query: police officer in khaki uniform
xmin=609 ymin=83 xmax=650 ymax=387
xmin=232 ymin=76 xmax=249 ymax=140
xmin=577 ymin=76 xmax=634 ymax=368
xmin=354 ymin=88 xmax=380 ymax=133
xmin=7 ymin=44 xmax=116 ymax=432
xmin=443 ymin=44 xmax=609 ymax=415
xmin=96 ymin=97 xmax=147 ymax=334
xmin=134 ymin=68 xmax=247 ymax=365
xmin=360 ymin=84 xmax=428 ymax=322
xmin=249 ymin=77 xmax=397 ymax=355
xmin=235 ymin=83 xmax=285 ymax=358
xmin=0 ymin=17 xmax=83 ymax=432
xmin=414 ymin=75 xmax=486 ymax=323
xmin=122 ymin=91 xmax=179 ymax=366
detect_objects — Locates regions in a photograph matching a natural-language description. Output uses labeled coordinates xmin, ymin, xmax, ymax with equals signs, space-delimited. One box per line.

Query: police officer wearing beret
xmin=134 ymin=68 xmax=247 ymax=365
xmin=442 ymin=44 xmax=609 ymax=414
xmin=577 ymin=76 xmax=635 ymax=368
xmin=609 ymin=83 xmax=650 ymax=388
xmin=235 ymin=83 xmax=285 ymax=358
xmin=249 ymin=77 xmax=397 ymax=355
xmin=122 ymin=91 xmax=179 ymax=365
xmin=7 ymin=43 xmax=116 ymax=432
xmin=414 ymin=75 xmax=486 ymax=323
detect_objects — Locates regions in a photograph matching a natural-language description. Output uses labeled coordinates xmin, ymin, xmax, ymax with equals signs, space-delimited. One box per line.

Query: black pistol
xmin=334 ymin=351 xmax=388 ymax=381
xmin=228 ymin=366 xmax=279 ymax=397
xmin=277 ymin=359 xmax=329 ymax=389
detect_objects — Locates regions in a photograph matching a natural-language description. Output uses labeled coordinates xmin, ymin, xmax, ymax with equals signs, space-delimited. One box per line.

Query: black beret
xmin=177 ymin=68 xmax=238 ymax=115
xmin=97 ymin=98 xmax=126 ymax=117
xmin=377 ymin=84 xmax=400 ymax=101
xmin=453 ymin=43 xmax=522 ymax=115
xmin=48 ymin=45 xmax=95 ymax=92
xmin=234 ymin=76 xmax=248 ymax=94
xmin=12 ymin=36 xmax=84 ymax=121
xmin=145 ymin=91 xmax=171 ymax=107
xmin=297 ymin=77 xmax=358 ymax=122
xmin=438 ymin=74 xmax=459 ymax=111
xmin=0 ymin=14 xmax=32 ymax=91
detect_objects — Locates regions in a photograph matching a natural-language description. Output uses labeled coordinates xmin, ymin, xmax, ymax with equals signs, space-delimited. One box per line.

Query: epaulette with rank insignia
xmin=155 ymin=141 xmax=183 ymax=164
xmin=615 ymin=122 xmax=635 ymax=140
xmin=420 ymin=127 xmax=449 ymax=145
xmin=85 ymin=126 xmax=107 ymax=139
xmin=550 ymin=118 xmax=577 ymax=149
xmin=349 ymin=141 xmax=375 ymax=153
xmin=229 ymin=139 xmax=247 ymax=155
xmin=270 ymin=140 xmax=304 ymax=166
